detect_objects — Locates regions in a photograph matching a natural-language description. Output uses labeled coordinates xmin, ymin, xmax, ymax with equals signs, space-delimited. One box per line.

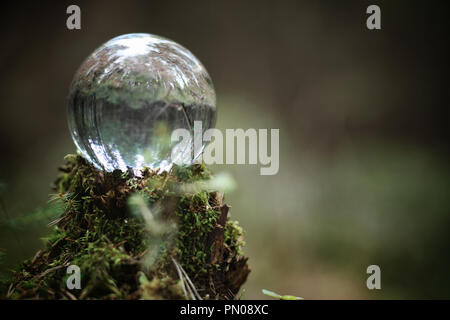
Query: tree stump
xmin=4 ymin=155 xmax=249 ymax=300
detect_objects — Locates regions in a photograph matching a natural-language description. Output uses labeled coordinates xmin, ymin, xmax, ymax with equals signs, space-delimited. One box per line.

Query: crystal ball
xmin=67 ymin=33 xmax=216 ymax=173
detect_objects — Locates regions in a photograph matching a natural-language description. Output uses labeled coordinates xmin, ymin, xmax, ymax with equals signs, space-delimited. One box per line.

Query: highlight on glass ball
xmin=67 ymin=33 xmax=217 ymax=174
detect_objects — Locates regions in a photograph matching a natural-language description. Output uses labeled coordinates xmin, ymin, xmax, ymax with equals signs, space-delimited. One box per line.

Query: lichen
xmin=2 ymin=154 xmax=249 ymax=300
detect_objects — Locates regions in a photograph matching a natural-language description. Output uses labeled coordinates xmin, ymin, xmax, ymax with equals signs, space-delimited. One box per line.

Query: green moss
xmin=225 ymin=220 xmax=245 ymax=256
xmin=2 ymin=155 xmax=249 ymax=299
xmin=176 ymin=192 xmax=219 ymax=276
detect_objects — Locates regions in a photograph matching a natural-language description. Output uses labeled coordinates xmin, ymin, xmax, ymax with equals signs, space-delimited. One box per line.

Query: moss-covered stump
xmin=5 ymin=155 xmax=249 ymax=299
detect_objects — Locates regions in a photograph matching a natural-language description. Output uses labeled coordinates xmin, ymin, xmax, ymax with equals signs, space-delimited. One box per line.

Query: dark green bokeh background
xmin=0 ymin=1 xmax=449 ymax=299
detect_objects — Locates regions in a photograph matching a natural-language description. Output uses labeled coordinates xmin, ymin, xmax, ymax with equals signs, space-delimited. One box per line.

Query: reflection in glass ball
xmin=67 ymin=33 xmax=216 ymax=174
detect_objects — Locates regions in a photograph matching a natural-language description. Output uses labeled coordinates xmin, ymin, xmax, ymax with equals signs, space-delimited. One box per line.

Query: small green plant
xmin=262 ymin=289 xmax=303 ymax=300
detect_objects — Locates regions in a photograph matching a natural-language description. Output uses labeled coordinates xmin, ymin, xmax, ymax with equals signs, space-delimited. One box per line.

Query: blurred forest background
xmin=0 ymin=1 xmax=449 ymax=299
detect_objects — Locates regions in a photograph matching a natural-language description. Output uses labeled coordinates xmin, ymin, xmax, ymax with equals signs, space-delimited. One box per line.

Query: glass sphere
xmin=67 ymin=33 xmax=216 ymax=173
